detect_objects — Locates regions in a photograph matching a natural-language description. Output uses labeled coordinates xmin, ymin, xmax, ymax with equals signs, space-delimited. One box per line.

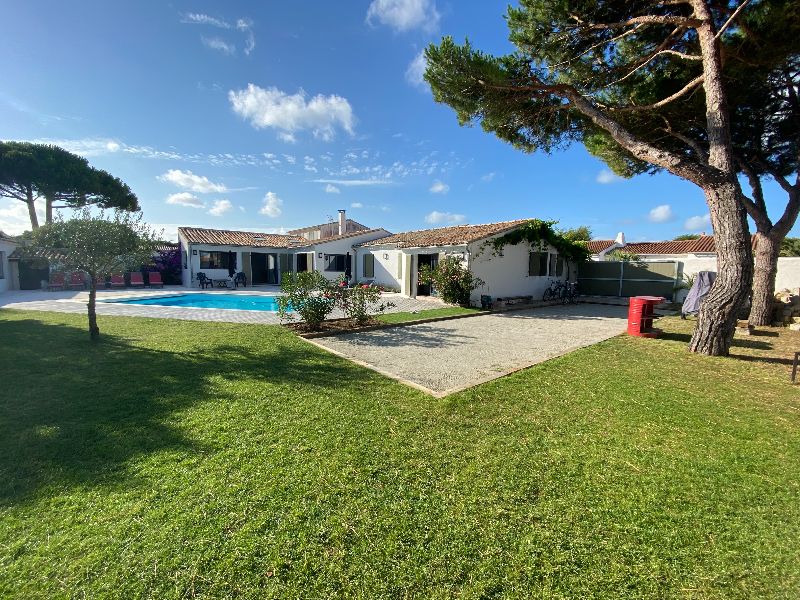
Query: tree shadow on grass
xmin=0 ymin=317 xmax=360 ymax=506
xmin=659 ymin=330 xmax=773 ymax=351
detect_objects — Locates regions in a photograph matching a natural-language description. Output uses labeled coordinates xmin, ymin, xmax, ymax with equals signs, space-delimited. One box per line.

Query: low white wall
xmin=468 ymin=239 xmax=568 ymax=305
xmin=775 ymin=257 xmax=800 ymax=291
xmin=0 ymin=239 xmax=17 ymax=293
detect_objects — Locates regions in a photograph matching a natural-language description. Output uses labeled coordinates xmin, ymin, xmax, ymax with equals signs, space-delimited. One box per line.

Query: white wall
xmin=0 ymin=238 xmax=16 ymax=293
xmin=776 ymin=257 xmax=800 ymax=291
xmin=311 ymin=230 xmax=391 ymax=281
xmin=468 ymin=239 xmax=568 ymax=305
xmin=355 ymin=247 xmax=402 ymax=289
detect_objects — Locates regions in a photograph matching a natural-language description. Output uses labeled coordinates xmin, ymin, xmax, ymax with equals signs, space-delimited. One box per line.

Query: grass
xmin=1 ymin=309 xmax=798 ymax=598
xmin=377 ymin=306 xmax=480 ymax=324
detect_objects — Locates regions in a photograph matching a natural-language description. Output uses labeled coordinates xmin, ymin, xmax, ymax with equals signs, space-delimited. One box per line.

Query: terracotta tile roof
xmin=625 ymin=236 xmax=717 ymax=255
xmin=357 ymin=220 xmax=531 ymax=249
xmin=9 ymin=247 xmax=69 ymax=261
xmin=301 ymin=228 xmax=390 ymax=246
xmin=0 ymin=230 xmax=17 ymax=243
xmin=178 ymin=227 xmax=307 ymax=248
xmin=586 ymin=240 xmax=616 ymax=253
xmin=286 ymin=218 xmax=369 ymax=236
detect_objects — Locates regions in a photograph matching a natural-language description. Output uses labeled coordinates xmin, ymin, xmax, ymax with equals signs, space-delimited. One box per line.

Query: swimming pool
xmin=107 ymin=293 xmax=285 ymax=311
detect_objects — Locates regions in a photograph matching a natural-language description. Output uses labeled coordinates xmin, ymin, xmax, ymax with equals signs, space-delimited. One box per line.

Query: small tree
xmin=31 ymin=209 xmax=159 ymax=339
xmin=276 ymin=271 xmax=336 ymax=331
xmin=561 ymin=226 xmax=593 ymax=242
xmin=419 ymin=256 xmax=484 ymax=307
xmin=333 ymin=278 xmax=396 ymax=325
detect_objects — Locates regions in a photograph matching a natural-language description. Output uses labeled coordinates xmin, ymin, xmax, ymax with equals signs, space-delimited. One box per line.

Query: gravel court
xmin=310 ymin=303 xmax=630 ymax=396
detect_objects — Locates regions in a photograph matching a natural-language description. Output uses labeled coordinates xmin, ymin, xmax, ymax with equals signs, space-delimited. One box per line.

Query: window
xmin=199 ymin=251 xmax=232 ymax=270
xmin=363 ymin=254 xmax=375 ymax=278
xmin=555 ymin=255 xmax=565 ymax=277
xmin=324 ymin=254 xmax=346 ymax=272
xmin=296 ymin=253 xmax=309 ymax=272
xmin=0 ymin=251 xmax=4 ymax=279
xmin=549 ymin=253 xmax=557 ymax=278
xmin=528 ymin=252 xmax=548 ymax=276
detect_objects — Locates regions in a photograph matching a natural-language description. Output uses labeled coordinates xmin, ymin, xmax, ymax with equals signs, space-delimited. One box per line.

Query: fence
xmin=578 ymin=260 xmax=679 ymax=299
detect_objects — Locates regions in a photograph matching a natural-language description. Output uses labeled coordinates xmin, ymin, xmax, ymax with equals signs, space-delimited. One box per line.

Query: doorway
xmin=19 ymin=259 xmax=50 ymax=290
xmin=250 ymin=252 xmax=279 ymax=285
xmin=416 ymin=253 xmax=438 ymax=296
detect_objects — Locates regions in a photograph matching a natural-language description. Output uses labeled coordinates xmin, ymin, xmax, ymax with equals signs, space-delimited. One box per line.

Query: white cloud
xmin=181 ymin=13 xmax=231 ymax=28
xmin=350 ymin=202 xmax=364 ymax=208
xmin=481 ymin=172 xmax=496 ymax=182
xmin=0 ymin=201 xmax=45 ymax=235
xmin=684 ymin=214 xmax=712 ymax=231
xmin=158 ymin=169 xmax=227 ymax=193
xmin=325 ymin=184 xmax=341 ymax=194
xmin=648 ymin=204 xmax=674 ymax=223
xmin=166 ymin=192 xmax=205 ymax=208
xmin=283 ymin=154 xmax=296 ymax=164
xmin=429 ymin=180 xmax=449 ymax=194
xmin=366 ymin=0 xmax=440 ymax=32
xmin=208 ymin=199 xmax=233 ymax=216
xmin=425 ymin=211 xmax=465 ymax=225
xmin=312 ymin=178 xmax=392 ymax=187
xmin=236 ymin=19 xmax=255 ymax=55
xmin=259 ymin=191 xmax=283 ymax=218
xmin=596 ymin=169 xmax=622 ymax=184
xmin=202 ymin=37 xmax=236 ymax=55
xmin=229 ymin=84 xmax=355 ymax=142
xmin=405 ymin=50 xmax=427 ymax=87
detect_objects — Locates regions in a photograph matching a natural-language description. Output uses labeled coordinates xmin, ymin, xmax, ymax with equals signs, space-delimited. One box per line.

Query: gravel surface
xmin=311 ymin=303 xmax=630 ymax=395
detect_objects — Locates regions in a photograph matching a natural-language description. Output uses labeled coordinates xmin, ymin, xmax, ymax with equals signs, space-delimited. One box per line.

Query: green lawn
xmin=1 ymin=309 xmax=798 ymax=598
xmin=376 ymin=306 xmax=480 ymax=324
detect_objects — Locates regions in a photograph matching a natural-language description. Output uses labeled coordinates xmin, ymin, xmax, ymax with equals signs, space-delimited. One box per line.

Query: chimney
xmin=614 ymin=231 xmax=626 ymax=245
xmin=338 ymin=209 xmax=346 ymax=235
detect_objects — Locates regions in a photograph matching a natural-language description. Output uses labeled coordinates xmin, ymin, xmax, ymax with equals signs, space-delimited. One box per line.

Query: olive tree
xmin=32 ymin=209 xmax=159 ymax=339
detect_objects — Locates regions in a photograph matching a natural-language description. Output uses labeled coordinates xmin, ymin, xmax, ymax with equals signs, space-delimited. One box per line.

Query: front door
xmin=266 ymin=253 xmax=278 ymax=284
xmin=251 ymin=253 xmax=279 ymax=285
xmin=416 ymin=253 xmax=438 ymax=296
xmin=19 ymin=259 xmax=50 ymax=290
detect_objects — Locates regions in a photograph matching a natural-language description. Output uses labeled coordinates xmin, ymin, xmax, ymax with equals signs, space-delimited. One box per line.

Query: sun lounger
xmin=147 ymin=272 xmax=164 ymax=288
xmin=110 ymin=274 xmax=125 ymax=288
xmin=129 ymin=272 xmax=145 ymax=287
xmin=48 ymin=272 xmax=66 ymax=291
xmin=68 ymin=271 xmax=86 ymax=290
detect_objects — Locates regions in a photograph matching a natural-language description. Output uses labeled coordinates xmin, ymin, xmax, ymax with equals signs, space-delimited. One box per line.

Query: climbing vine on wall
xmin=480 ymin=220 xmax=592 ymax=263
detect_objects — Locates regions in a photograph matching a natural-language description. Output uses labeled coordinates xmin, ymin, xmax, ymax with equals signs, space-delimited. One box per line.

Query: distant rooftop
xmin=358 ymin=220 xmax=531 ymax=249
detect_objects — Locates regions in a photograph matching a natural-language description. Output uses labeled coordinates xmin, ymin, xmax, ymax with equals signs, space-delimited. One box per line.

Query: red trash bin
xmin=628 ymin=296 xmax=664 ymax=338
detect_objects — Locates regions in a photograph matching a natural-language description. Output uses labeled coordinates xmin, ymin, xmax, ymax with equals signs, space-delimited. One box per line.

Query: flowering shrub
xmin=419 ymin=256 xmax=484 ymax=307
xmin=276 ymin=271 xmax=336 ymax=331
xmin=333 ymin=277 xmax=395 ymax=324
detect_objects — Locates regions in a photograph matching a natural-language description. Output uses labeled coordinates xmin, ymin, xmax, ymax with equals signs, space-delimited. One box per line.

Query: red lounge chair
xmin=129 ymin=272 xmax=145 ymax=287
xmin=147 ymin=272 xmax=164 ymax=288
xmin=48 ymin=272 xmax=65 ymax=291
xmin=68 ymin=271 xmax=86 ymax=290
xmin=110 ymin=274 xmax=125 ymax=288
xmin=95 ymin=274 xmax=108 ymax=289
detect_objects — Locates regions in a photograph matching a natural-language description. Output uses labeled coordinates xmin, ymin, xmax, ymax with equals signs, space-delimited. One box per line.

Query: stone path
xmin=310 ymin=303 xmax=630 ymax=396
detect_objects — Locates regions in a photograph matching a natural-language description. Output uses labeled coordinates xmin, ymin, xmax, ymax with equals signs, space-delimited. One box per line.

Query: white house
xmin=177 ymin=210 xmax=390 ymax=287
xmin=354 ymin=220 xmax=572 ymax=304
xmin=588 ymin=233 xmax=800 ymax=291
xmin=0 ymin=231 xmax=17 ymax=293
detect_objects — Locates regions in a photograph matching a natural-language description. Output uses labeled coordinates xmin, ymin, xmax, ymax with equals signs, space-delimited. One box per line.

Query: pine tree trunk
xmin=87 ymin=279 xmax=100 ymax=340
xmin=689 ymin=182 xmax=753 ymax=355
xmin=26 ymin=185 xmax=39 ymax=229
xmin=45 ymin=194 xmax=53 ymax=224
xmin=749 ymin=231 xmax=780 ymax=326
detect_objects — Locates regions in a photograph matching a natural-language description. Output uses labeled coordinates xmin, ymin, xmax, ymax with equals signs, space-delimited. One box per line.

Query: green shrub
xmin=276 ymin=271 xmax=335 ymax=331
xmin=333 ymin=279 xmax=396 ymax=324
xmin=419 ymin=256 xmax=484 ymax=307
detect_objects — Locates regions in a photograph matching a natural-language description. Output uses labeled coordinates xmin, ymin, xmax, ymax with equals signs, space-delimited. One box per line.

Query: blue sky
xmin=0 ymin=0 xmax=791 ymax=241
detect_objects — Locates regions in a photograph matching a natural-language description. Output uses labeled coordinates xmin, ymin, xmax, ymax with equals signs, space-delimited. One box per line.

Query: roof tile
xmin=358 ymin=220 xmax=530 ymax=249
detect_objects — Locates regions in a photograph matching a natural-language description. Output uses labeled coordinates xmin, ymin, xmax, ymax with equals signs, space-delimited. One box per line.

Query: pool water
xmin=107 ymin=293 xmax=285 ymax=311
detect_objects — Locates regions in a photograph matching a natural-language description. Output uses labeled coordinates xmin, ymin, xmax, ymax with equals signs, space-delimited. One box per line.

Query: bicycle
xmin=542 ymin=279 xmax=566 ymax=302
xmin=562 ymin=281 xmax=579 ymax=304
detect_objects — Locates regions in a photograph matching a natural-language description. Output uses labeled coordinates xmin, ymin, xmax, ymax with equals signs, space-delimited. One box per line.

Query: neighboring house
xmin=0 ymin=231 xmax=18 ymax=293
xmin=286 ymin=210 xmax=369 ymax=241
xmin=588 ymin=233 xmax=800 ymax=292
xmin=355 ymin=220 xmax=572 ymax=303
xmin=177 ymin=210 xmax=390 ymax=287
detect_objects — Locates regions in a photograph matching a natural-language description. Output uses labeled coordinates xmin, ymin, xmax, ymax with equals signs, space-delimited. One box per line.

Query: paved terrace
xmin=0 ymin=287 xmax=446 ymax=324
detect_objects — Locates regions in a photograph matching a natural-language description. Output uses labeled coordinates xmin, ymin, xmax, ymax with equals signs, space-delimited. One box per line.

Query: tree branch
xmin=587 ymin=15 xmax=701 ymax=30
xmin=714 ymin=0 xmax=752 ymax=40
xmin=606 ymin=74 xmax=704 ymax=111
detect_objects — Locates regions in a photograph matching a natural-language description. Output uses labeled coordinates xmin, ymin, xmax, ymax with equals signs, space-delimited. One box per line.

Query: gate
xmin=578 ymin=260 xmax=679 ymax=299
